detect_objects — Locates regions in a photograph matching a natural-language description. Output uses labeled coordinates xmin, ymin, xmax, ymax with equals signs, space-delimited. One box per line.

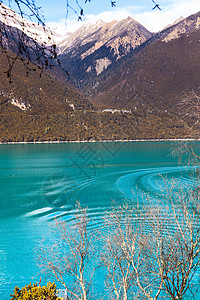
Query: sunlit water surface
xmin=0 ymin=142 xmax=199 ymax=299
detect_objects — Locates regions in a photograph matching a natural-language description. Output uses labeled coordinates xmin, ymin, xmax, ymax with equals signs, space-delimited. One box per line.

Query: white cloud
xmin=47 ymin=0 xmax=200 ymax=35
xmin=47 ymin=19 xmax=82 ymax=35
xmin=134 ymin=0 xmax=200 ymax=32
xmin=47 ymin=8 xmax=138 ymax=35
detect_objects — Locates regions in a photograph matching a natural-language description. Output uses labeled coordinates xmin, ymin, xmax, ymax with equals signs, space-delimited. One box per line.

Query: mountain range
xmin=0 ymin=4 xmax=200 ymax=142
xmin=57 ymin=11 xmax=200 ymax=113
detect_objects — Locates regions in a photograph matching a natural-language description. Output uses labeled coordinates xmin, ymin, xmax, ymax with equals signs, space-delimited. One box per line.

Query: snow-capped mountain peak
xmin=0 ymin=2 xmax=56 ymax=45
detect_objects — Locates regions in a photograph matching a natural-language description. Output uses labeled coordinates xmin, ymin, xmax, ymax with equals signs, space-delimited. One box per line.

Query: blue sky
xmin=15 ymin=0 xmax=200 ymax=33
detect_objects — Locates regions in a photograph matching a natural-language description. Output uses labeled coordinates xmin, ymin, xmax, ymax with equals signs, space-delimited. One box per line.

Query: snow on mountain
xmin=162 ymin=11 xmax=200 ymax=42
xmin=58 ymin=16 xmax=152 ymax=60
xmin=0 ymin=2 xmax=57 ymax=45
xmin=57 ymin=19 xmax=106 ymax=53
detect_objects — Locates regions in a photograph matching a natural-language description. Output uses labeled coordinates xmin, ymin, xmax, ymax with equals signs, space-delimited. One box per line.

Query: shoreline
xmin=0 ymin=138 xmax=200 ymax=145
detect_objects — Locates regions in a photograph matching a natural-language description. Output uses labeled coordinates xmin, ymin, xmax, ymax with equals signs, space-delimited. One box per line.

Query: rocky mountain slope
xmin=84 ymin=11 xmax=200 ymax=114
xmin=0 ymin=52 xmax=92 ymax=114
xmin=0 ymin=3 xmax=93 ymax=114
xmin=58 ymin=17 xmax=152 ymax=59
xmin=0 ymin=42 xmax=94 ymax=142
xmin=56 ymin=11 xmax=200 ymax=120
xmin=0 ymin=48 xmax=192 ymax=142
xmin=0 ymin=7 xmax=200 ymax=141
xmin=58 ymin=17 xmax=152 ymax=88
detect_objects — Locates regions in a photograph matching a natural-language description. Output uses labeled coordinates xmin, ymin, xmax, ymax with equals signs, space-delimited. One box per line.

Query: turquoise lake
xmin=0 ymin=141 xmax=199 ymax=299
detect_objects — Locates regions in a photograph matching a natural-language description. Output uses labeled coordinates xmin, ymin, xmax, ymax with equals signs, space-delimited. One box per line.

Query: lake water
xmin=0 ymin=141 xmax=199 ymax=299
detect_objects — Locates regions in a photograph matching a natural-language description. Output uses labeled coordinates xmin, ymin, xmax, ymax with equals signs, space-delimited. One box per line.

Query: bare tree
xmin=38 ymin=193 xmax=199 ymax=300
xmin=101 ymin=208 xmax=137 ymax=300
xmin=145 ymin=185 xmax=200 ymax=300
xmin=177 ymin=91 xmax=200 ymax=138
xmin=179 ymin=91 xmax=200 ymax=120
xmin=172 ymin=92 xmax=200 ymax=197
xmin=38 ymin=205 xmax=97 ymax=300
xmin=101 ymin=186 xmax=199 ymax=300
xmin=101 ymin=206 xmax=166 ymax=300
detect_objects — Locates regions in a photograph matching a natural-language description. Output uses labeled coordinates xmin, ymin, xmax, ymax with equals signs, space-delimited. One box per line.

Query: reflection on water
xmin=0 ymin=141 xmax=199 ymax=298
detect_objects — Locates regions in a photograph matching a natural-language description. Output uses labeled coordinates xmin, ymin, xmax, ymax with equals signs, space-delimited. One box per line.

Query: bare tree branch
xmin=38 ymin=205 xmax=97 ymax=300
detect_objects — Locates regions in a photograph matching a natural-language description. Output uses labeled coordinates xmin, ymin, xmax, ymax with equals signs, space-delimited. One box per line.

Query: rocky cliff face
xmin=58 ymin=17 xmax=152 ymax=60
xmin=161 ymin=11 xmax=200 ymax=42
xmin=57 ymin=17 xmax=152 ymax=86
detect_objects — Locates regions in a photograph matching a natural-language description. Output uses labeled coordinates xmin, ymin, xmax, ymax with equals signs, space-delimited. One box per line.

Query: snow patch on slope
xmin=95 ymin=58 xmax=112 ymax=75
xmin=10 ymin=98 xmax=31 ymax=110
